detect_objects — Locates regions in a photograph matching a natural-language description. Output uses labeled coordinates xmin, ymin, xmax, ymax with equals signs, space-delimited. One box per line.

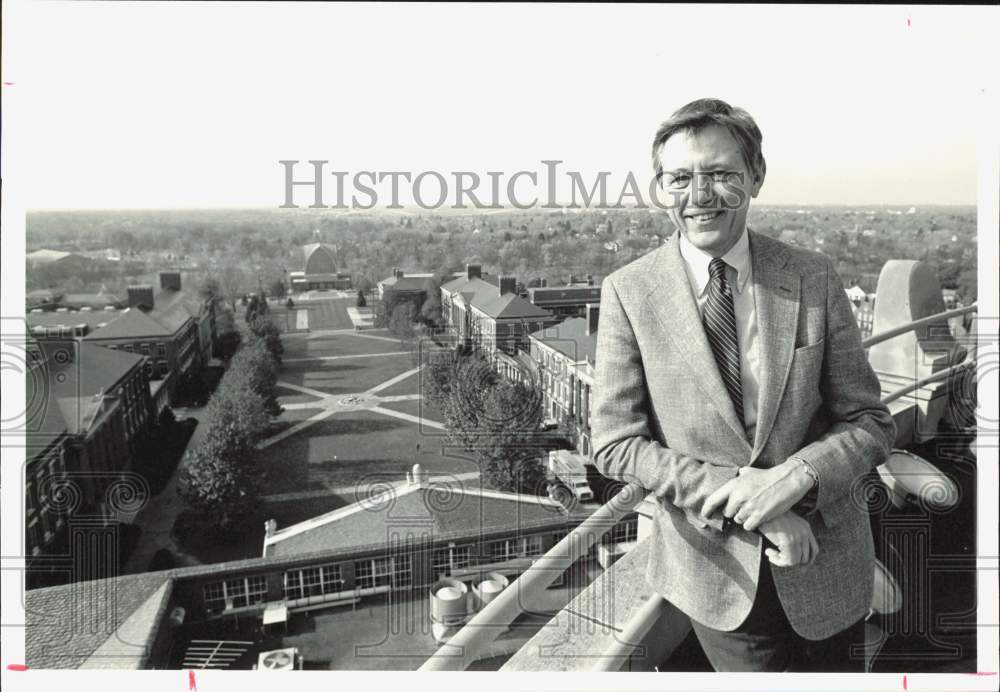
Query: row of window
xmin=108 ymin=342 xmax=167 ymax=357
xmin=203 ymin=557 xmax=415 ymax=614
xmin=199 ymin=522 xmax=638 ymax=616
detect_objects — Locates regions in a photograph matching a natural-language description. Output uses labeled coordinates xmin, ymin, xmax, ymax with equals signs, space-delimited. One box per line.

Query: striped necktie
xmin=703 ymin=257 xmax=744 ymax=426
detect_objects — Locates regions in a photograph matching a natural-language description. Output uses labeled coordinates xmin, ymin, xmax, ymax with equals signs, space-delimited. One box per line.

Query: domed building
xmin=289 ymin=243 xmax=353 ymax=292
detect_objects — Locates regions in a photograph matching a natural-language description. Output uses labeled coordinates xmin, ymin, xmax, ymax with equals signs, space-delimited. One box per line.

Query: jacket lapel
xmin=748 ymin=231 xmax=801 ymax=463
xmin=645 ymin=236 xmax=752 ymax=452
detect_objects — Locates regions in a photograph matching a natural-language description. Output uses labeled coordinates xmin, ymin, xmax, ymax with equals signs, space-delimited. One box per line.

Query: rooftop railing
xmin=418 ymin=302 xmax=979 ymax=672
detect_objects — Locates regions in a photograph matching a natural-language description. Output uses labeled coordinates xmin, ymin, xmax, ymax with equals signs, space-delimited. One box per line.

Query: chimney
xmin=159 ymin=272 xmax=182 ymax=291
xmin=264 ymin=519 xmax=277 ymax=538
xmin=466 ymin=264 xmax=481 ymax=280
xmin=127 ymin=285 xmax=155 ymax=310
xmin=586 ymin=303 xmax=600 ymax=335
xmin=395 ymin=269 xmax=404 ymax=279
xmin=499 ymin=276 xmax=517 ymax=295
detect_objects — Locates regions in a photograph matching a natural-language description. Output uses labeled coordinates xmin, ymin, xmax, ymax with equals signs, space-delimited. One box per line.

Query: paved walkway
xmin=259 ymin=364 xmax=443 ymax=450
xmin=122 ymin=409 xmax=209 ymax=574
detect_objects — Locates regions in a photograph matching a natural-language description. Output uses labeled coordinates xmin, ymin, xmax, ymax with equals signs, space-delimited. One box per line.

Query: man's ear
xmin=750 ymin=172 xmax=764 ymax=198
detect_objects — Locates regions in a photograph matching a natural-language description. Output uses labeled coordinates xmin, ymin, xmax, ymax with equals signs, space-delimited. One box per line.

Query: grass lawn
xmin=278 ymin=354 xmax=417 ymax=396
xmin=376 ymin=397 xmax=445 ymax=425
xmin=256 ymin=409 xmax=477 ymax=493
xmin=369 ymin=368 xmax=425 ymax=398
xmin=301 ymin=299 xmax=354 ymax=330
xmin=275 ymin=391 xmax=325 ymax=406
xmin=286 ymin=333 xmax=410 ymax=359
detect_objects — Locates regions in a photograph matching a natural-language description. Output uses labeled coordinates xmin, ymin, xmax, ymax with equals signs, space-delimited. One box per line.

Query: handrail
xmin=862 ymin=303 xmax=977 ymax=348
xmin=417 ymin=481 xmax=646 ymax=671
xmin=880 ymin=360 xmax=975 ymax=406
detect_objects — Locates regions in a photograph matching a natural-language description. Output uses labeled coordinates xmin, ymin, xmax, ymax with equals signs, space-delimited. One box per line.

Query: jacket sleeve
xmin=791 ymin=259 xmax=896 ymax=527
xmin=591 ymin=276 xmax=739 ymax=532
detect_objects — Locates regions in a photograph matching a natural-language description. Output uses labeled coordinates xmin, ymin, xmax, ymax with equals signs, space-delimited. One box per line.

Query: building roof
xmin=443 ymin=275 xmax=550 ymax=320
xmin=27 ymin=310 xmax=119 ymax=331
xmin=528 ymin=285 xmax=602 ymax=307
xmin=26 ymin=249 xmax=75 ymax=264
xmin=26 ymin=571 xmax=173 ymax=669
xmin=85 ymin=307 xmax=175 ymax=339
xmin=302 ymin=243 xmax=338 ymax=274
xmin=530 ymin=317 xmax=597 ymax=363
xmin=473 ymin=291 xmax=553 ymax=320
xmin=26 ymin=342 xmax=145 ymax=445
xmin=60 ymin=293 xmax=123 ymax=309
xmin=380 ymin=272 xmax=435 ymax=292
xmin=264 ymin=480 xmax=566 ymax=558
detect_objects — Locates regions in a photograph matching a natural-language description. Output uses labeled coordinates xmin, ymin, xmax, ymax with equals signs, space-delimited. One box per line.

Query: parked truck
xmin=546 ymin=450 xmax=594 ymax=502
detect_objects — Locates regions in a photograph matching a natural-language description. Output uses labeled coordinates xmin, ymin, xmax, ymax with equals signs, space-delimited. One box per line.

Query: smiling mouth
xmin=687 ymin=211 xmax=724 ymax=223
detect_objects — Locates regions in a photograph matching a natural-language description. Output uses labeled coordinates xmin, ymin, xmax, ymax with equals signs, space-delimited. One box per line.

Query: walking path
xmin=283 ymin=351 xmax=408 ymax=364
xmin=258 ymin=363 xmax=442 ymax=450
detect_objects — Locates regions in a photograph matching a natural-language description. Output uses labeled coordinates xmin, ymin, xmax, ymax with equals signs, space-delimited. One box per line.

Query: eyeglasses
xmin=659 ymin=170 xmax=747 ymax=190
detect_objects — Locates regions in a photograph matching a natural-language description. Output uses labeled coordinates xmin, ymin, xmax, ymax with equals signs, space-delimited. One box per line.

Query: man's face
xmin=656 ymin=124 xmax=763 ymax=257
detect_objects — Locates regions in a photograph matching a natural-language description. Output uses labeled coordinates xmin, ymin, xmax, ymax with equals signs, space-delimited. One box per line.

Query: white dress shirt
xmin=678 ymin=228 xmax=760 ymax=444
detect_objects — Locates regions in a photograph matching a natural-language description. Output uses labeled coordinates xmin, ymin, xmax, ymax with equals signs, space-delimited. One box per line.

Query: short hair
xmin=652 ymin=98 xmax=766 ymax=186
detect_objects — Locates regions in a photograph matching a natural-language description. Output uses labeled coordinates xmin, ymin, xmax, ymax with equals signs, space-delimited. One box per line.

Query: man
xmin=591 ymin=98 xmax=896 ymax=672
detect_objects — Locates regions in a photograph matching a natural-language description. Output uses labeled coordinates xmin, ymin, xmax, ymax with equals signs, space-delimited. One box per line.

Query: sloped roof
xmin=530 ymin=317 xmax=598 ymax=363
xmin=27 ymin=310 xmax=118 ymax=330
xmin=26 ymin=572 xmax=173 ymax=669
xmin=381 ymin=272 xmax=434 ymax=292
xmin=26 ymin=249 xmax=74 ymax=264
xmin=264 ymin=482 xmax=566 ymax=558
xmin=85 ymin=307 xmax=174 ymax=339
xmin=38 ymin=340 xmax=144 ymax=397
xmin=474 ymin=292 xmax=552 ymax=320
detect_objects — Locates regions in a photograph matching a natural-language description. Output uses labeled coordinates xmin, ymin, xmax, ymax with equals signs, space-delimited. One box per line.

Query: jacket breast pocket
xmin=787 ymin=339 xmax=826 ymax=405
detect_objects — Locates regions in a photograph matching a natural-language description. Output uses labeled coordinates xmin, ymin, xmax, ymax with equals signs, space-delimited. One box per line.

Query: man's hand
xmin=758 ymin=512 xmax=819 ymax=567
xmin=702 ymin=461 xmax=814 ymax=531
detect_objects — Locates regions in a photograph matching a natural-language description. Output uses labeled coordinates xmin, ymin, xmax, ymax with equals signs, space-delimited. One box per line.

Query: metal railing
xmin=419 ymin=303 xmax=980 ymax=671
xmin=417 ymin=482 xmax=646 ymax=671
xmin=862 ymin=303 xmax=977 ymax=348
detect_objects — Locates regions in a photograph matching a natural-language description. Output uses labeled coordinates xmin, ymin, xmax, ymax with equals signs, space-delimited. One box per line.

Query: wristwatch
xmin=789 ymin=456 xmax=819 ymax=489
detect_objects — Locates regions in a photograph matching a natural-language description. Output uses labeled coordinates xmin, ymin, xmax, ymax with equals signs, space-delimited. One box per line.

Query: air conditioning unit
xmin=168 ymin=606 xmax=186 ymax=627
xmin=258 ymin=648 xmax=298 ymax=671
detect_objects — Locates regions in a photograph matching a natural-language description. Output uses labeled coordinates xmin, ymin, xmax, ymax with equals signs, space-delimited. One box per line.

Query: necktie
xmin=703 ymin=258 xmax=744 ymax=426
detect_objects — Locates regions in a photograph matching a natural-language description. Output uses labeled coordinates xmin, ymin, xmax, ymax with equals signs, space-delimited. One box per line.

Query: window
xmin=158 ymin=362 xmax=169 ymax=377
xmin=355 ymin=555 xmax=411 ymax=590
xmin=157 ymin=343 xmax=166 ymax=357
xmin=607 ymin=516 xmax=638 ymax=545
xmin=123 ymin=344 xmax=133 ymax=353
xmin=432 ymin=545 xmax=474 ymax=579
xmin=524 ymin=535 xmax=544 ymax=557
xmin=489 ymin=539 xmax=517 ymax=562
xmin=284 ymin=563 xmax=343 ymax=600
xmin=141 ymin=343 xmax=151 ymax=356
xmin=203 ymin=576 xmax=267 ymax=614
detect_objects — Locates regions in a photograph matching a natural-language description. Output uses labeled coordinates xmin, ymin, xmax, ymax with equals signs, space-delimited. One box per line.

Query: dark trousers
xmin=690 ymin=550 xmax=867 ymax=672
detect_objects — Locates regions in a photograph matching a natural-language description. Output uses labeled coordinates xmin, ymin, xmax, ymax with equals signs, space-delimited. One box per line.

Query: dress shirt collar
xmin=678 ymin=226 xmax=752 ymax=296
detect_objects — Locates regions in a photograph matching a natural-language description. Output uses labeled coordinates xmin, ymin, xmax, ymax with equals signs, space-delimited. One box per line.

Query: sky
xmin=2 ymin=2 xmax=997 ymax=210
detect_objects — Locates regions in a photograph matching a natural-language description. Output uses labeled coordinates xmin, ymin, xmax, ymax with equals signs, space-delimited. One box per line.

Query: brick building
xmin=23 ymin=339 xmax=154 ymax=561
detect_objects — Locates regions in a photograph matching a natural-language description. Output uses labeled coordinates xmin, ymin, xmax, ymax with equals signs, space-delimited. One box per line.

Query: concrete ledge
xmin=501 ymin=537 xmax=685 ymax=671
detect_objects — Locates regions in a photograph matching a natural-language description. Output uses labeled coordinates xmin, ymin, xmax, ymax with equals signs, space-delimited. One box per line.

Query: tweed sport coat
xmin=591 ymin=229 xmax=896 ymax=640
